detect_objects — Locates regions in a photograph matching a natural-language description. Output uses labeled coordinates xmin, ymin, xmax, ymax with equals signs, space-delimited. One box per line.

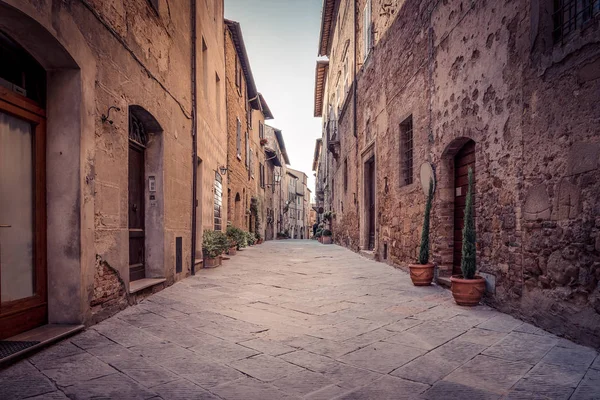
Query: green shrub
xmin=202 ymin=230 xmax=229 ymax=259
xmin=461 ymin=167 xmax=477 ymax=279
xmin=246 ymin=231 xmax=257 ymax=245
xmin=418 ymin=179 xmax=434 ymax=264
xmin=322 ymin=229 xmax=332 ymax=237
xmin=226 ymin=226 xmax=246 ymax=249
xmin=315 ymin=228 xmax=323 ymax=238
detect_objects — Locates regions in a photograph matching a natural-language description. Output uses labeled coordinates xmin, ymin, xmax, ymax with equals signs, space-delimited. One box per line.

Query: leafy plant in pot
xmin=315 ymin=228 xmax=323 ymax=243
xmin=321 ymin=229 xmax=332 ymax=244
xmin=226 ymin=226 xmax=245 ymax=255
xmin=202 ymin=230 xmax=229 ymax=268
xmin=409 ymin=179 xmax=435 ymax=286
xmin=451 ymin=167 xmax=486 ymax=305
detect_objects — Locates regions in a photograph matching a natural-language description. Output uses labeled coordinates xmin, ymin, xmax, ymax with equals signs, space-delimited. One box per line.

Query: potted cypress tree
xmin=409 ymin=179 xmax=435 ymax=286
xmin=451 ymin=167 xmax=486 ymax=305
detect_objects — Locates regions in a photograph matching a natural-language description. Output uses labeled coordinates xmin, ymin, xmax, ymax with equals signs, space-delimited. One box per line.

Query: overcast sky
xmin=225 ymin=0 xmax=323 ymax=201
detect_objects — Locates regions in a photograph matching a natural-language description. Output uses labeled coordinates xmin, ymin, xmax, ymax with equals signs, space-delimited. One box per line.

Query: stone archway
xmin=436 ymin=137 xmax=476 ymax=278
xmin=0 ymin=1 xmax=91 ymax=328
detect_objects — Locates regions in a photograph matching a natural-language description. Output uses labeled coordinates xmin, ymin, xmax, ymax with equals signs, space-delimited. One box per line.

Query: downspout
xmin=190 ymin=0 xmax=198 ymax=275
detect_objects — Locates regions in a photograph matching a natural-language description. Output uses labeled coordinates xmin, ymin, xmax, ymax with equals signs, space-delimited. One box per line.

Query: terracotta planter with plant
xmin=228 ymin=245 xmax=237 ymax=256
xmin=409 ymin=179 xmax=435 ymax=286
xmin=322 ymin=230 xmax=332 ymax=244
xmin=451 ymin=168 xmax=485 ymax=305
xmin=202 ymin=230 xmax=229 ymax=269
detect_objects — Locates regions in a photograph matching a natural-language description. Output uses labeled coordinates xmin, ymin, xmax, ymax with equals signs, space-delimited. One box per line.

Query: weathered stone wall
xmin=90 ymin=257 xmax=128 ymax=324
xmin=325 ymin=0 xmax=600 ymax=346
xmin=2 ymin=0 xmax=223 ymax=326
xmin=225 ymin=26 xmax=253 ymax=232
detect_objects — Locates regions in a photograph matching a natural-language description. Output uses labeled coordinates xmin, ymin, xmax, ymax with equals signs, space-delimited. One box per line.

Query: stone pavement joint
xmin=1 ymin=240 xmax=599 ymax=399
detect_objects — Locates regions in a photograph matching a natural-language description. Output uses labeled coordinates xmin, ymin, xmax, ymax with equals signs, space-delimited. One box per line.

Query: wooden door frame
xmin=128 ymin=140 xmax=146 ymax=282
xmin=0 ymin=87 xmax=47 ymax=339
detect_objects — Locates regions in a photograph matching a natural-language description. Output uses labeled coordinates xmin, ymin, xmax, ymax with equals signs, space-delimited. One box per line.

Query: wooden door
xmin=366 ymin=157 xmax=376 ymax=251
xmin=128 ymin=144 xmax=145 ymax=282
xmin=0 ymin=91 xmax=47 ymax=339
xmin=453 ymin=140 xmax=476 ymax=275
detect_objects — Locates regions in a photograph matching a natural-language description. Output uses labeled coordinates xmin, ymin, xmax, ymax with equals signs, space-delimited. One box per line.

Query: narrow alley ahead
xmin=2 ymin=241 xmax=599 ymax=400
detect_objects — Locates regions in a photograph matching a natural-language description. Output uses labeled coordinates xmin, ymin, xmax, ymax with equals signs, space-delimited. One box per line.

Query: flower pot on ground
xmin=226 ymin=226 xmax=246 ymax=250
xmin=321 ymin=230 xmax=332 ymax=244
xmin=409 ymin=179 xmax=435 ymax=286
xmin=245 ymin=231 xmax=257 ymax=246
xmin=451 ymin=167 xmax=485 ymax=305
xmin=227 ymin=245 xmax=237 ymax=256
xmin=202 ymin=230 xmax=229 ymax=268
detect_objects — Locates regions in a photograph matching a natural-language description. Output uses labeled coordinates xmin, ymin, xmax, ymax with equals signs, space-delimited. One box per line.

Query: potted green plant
xmin=321 ymin=229 xmax=332 ymax=244
xmin=409 ymin=179 xmax=435 ymax=286
xmin=256 ymin=232 xmax=263 ymax=244
xmin=202 ymin=230 xmax=229 ymax=268
xmin=451 ymin=168 xmax=485 ymax=305
xmin=246 ymin=231 xmax=257 ymax=246
xmin=226 ymin=226 xmax=245 ymax=255
xmin=315 ymin=228 xmax=323 ymax=243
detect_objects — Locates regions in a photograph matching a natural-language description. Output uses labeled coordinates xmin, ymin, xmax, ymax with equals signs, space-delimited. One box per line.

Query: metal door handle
xmin=0 ymin=225 xmax=11 ymax=228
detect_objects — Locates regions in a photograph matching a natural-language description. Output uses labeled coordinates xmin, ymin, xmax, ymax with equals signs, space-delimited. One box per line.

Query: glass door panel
xmin=0 ymin=111 xmax=34 ymax=302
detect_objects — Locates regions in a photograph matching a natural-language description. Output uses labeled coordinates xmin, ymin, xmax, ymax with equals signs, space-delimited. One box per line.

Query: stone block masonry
xmin=315 ymin=0 xmax=600 ymax=347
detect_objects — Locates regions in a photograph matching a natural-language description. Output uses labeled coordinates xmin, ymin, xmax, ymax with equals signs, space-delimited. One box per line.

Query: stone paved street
xmin=2 ymin=240 xmax=599 ymax=400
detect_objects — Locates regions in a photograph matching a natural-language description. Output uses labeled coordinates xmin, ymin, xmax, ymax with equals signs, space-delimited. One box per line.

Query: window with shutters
xmin=343 ymin=158 xmax=348 ymax=192
xmin=259 ymin=163 xmax=265 ymax=188
xmin=245 ymin=132 xmax=250 ymax=168
xmin=363 ymin=0 xmax=372 ymax=61
xmin=250 ymin=149 xmax=254 ymax=179
xmin=259 ymin=121 xmax=264 ymax=139
xmin=236 ymin=118 xmax=242 ymax=159
xmin=400 ymin=115 xmax=414 ymax=186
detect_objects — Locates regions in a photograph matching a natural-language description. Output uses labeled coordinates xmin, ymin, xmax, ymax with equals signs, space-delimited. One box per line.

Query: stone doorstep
xmin=0 ymin=324 xmax=84 ymax=366
xmin=129 ymin=278 xmax=167 ymax=294
xmin=359 ymin=250 xmax=376 ymax=260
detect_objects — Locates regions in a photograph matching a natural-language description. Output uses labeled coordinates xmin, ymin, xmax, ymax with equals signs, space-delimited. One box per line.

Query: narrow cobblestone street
xmin=2 ymin=241 xmax=599 ymax=400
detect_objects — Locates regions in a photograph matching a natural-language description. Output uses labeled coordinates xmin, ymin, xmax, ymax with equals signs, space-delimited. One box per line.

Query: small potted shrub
xmin=226 ymin=226 xmax=245 ymax=255
xmin=451 ymin=168 xmax=486 ymax=305
xmin=202 ymin=230 xmax=229 ymax=268
xmin=246 ymin=231 xmax=257 ymax=246
xmin=409 ymin=179 xmax=435 ymax=286
xmin=315 ymin=228 xmax=323 ymax=243
xmin=256 ymin=232 xmax=263 ymax=244
xmin=321 ymin=229 xmax=332 ymax=244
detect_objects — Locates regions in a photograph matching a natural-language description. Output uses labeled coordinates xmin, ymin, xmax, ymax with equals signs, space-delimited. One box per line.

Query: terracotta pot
xmin=408 ymin=263 xmax=435 ymax=286
xmin=204 ymin=256 xmax=221 ymax=268
xmin=322 ymin=236 xmax=332 ymax=244
xmin=451 ymin=275 xmax=486 ymax=306
xmin=228 ymin=247 xmax=237 ymax=256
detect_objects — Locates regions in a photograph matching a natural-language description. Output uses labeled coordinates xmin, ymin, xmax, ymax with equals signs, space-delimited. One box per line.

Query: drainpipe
xmin=353 ymin=0 xmax=358 ymax=139
xmin=190 ymin=0 xmax=198 ymax=275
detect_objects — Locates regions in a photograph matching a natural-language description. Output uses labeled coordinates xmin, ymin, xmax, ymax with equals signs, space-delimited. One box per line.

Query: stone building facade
xmin=314 ymin=0 xmax=600 ymax=346
xmin=224 ymin=20 xmax=272 ymax=237
xmin=0 ymin=0 xmax=230 ymax=339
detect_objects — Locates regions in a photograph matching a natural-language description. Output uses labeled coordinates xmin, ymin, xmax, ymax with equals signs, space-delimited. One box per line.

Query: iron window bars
xmin=553 ymin=0 xmax=600 ymax=43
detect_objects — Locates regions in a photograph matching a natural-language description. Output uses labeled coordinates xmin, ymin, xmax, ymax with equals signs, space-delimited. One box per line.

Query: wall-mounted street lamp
xmin=218 ymin=165 xmax=228 ymax=175
xmin=265 ymin=173 xmax=281 ymax=187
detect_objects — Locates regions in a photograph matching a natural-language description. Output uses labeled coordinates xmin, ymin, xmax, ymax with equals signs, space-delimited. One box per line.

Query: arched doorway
xmin=453 ymin=140 xmax=476 ymax=275
xmin=128 ymin=106 xmax=163 ymax=282
xmin=0 ymin=30 xmax=47 ymax=338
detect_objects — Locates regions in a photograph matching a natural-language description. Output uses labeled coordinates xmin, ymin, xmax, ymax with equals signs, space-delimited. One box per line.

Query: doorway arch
xmin=128 ymin=105 xmax=164 ymax=283
xmin=0 ymin=1 xmax=89 ymax=334
xmin=437 ymin=137 xmax=477 ymax=277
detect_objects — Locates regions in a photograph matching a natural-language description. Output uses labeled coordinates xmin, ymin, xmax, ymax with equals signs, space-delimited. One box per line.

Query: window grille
xmin=236 ymin=119 xmax=242 ymax=158
xmin=553 ymin=0 xmax=600 ymax=42
xmin=129 ymin=114 xmax=148 ymax=148
xmin=214 ymin=172 xmax=223 ymax=231
xmin=401 ymin=116 xmax=413 ymax=186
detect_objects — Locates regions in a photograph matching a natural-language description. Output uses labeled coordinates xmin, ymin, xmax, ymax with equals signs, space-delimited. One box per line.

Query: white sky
xmin=225 ymin=0 xmax=323 ymax=201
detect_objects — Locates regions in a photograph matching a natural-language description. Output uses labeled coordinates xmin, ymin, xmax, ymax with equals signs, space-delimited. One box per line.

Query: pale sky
xmin=225 ymin=0 xmax=323 ymax=201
